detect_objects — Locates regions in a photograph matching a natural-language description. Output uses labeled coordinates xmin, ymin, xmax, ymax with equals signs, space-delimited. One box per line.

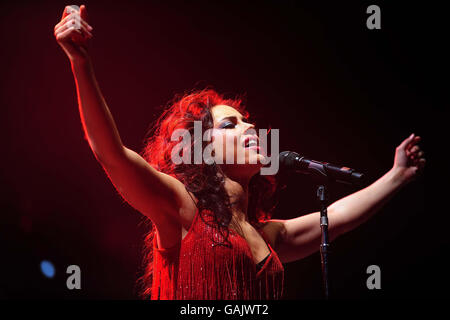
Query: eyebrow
xmin=218 ymin=115 xmax=248 ymax=123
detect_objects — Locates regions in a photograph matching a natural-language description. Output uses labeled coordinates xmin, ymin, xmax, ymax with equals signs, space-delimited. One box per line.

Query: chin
xmin=248 ymin=153 xmax=267 ymax=166
xmin=243 ymin=155 xmax=266 ymax=175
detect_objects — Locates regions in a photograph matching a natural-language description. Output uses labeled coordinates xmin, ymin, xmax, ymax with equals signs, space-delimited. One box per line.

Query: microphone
xmin=279 ymin=151 xmax=364 ymax=185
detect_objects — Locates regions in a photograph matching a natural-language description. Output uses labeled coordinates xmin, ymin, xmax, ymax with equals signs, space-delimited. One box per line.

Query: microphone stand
xmin=278 ymin=151 xmax=365 ymax=299
xmin=317 ymin=184 xmax=330 ymax=299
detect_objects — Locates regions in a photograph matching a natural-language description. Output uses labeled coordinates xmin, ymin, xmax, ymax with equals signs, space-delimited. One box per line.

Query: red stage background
xmin=0 ymin=0 xmax=445 ymax=299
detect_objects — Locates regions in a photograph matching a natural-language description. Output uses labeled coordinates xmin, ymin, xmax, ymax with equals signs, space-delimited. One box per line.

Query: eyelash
xmin=221 ymin=122 xmax=235 ymax=129
xmin=219 ymin=119 xmax=253 ymax=129
xmin=222 ymin=122 xmax=235 ymax=129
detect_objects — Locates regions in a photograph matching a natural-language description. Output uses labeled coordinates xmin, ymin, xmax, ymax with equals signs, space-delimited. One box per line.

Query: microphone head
xmin=279 ymin=151 xmax=365 ymax=186
xmin=279 ymin=151 xmax=300 ymax=169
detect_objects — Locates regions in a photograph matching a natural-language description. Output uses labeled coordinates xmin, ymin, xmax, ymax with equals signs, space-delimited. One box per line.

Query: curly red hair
xmin=136 ymin=87 xmax=277 ymax=299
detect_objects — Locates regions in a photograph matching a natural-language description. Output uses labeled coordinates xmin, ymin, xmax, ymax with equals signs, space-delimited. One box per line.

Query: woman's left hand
xmin=392 ymin=133 xmax=426 ymax=184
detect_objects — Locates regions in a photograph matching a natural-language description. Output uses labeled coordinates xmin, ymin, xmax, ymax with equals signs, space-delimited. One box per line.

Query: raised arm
xmin=53 ymin=5 xmax=196 ymax=248
xmin=54 ymin=5 xmax=124 ymax=164
xmin=273 ymin=134 xmax=426 ymax=263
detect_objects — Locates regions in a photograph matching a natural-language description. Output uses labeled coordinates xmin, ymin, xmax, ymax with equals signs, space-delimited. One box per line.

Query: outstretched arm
xmin=54 ymin=5 xmax=124 ymax=164
xmin=273 ymin=134 xmax=426 ymax=263
xmin=53 ymin=5 xmax=196 ymax=249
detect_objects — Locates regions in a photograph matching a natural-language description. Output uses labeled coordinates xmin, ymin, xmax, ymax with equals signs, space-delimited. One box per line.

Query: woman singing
xmin=53 ymin=5 xmax=426 ymax=300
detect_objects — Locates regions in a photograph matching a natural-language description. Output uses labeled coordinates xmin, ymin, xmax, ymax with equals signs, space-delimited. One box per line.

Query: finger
xmin=80 ymin=5 xmax=89 ymax=23
xmin=55 ymin=18 xmax=93 ymax=37
xmin=410 ymin=145 xmax=420 ymax=153
xmin=408 ymin=135 xmax=421 ymax=147
xmin=413 ymin=153 xmax=426 ymax=163
xmin=61 ymin=6 xmax=70 ymax=20
xmin=74 ymin=24 xmax=93 ymax=39
xmin=61 ymin=5 xmax=78 ymax=20
xmin=397 ymin=133 xmax=415 ymax=151
xmin=409 ymin=150 xmax=424 ymax=161
xmin=55 ymin=25 xmax=79 ymax=42
xmin=55 ymin=11 xmax=75 ymax=30
xmin=405 ymin=136 xmax=421 ymax=154
xmin=55 ymin=25 xmax=86 ymax=43
xmin=55 ymin=20 xmax=93 ymax=39
xmin=412 ymin=160 xmax=426 ymax=174
xmin=55 ymin=21 xmax=92 ymax=37
xmin=405 ymin=135 xmax=422 ymax=152
xmin=55 ymin=12 xmax=92 ymax=32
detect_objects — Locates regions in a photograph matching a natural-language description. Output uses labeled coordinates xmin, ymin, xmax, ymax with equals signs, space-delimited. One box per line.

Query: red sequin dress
xmin=150 ymin=208 xmax=285 ymax=300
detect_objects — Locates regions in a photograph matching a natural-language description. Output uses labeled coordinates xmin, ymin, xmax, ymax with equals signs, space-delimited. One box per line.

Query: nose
xmin=243 ymin=121 xmax=255 ymax=132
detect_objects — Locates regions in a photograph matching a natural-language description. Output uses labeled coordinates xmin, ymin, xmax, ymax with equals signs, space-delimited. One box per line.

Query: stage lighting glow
xmin=40 ymin=260 xmax=55 ymax=278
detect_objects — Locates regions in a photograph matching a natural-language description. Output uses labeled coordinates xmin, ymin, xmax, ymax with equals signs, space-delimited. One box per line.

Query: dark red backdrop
xmin=0 ymin=0 xmax=446 ymax=299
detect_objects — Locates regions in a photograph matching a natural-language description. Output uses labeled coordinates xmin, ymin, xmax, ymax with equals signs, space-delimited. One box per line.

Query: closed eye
xmin=217 ymin=115 xmax=253 ymax=129
xmin=219 ymin=121 xmax=236 ymax=129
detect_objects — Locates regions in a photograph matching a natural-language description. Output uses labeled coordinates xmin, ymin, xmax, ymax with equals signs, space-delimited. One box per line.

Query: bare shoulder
xmin=258 ymin=219 xmax=287 ymax=250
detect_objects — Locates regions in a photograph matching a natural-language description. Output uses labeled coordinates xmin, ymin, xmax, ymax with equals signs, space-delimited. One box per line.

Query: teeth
xmin=246 ymin=140 xmax=258 ymax=147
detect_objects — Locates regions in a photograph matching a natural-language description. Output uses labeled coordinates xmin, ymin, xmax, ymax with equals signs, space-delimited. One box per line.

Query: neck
xmin=223 ymin=175 xmax=250 ymax=223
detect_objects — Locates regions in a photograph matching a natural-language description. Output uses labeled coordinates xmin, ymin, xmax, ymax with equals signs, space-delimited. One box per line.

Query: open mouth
xmin=243 ymin=136 xmax=259 ymax=149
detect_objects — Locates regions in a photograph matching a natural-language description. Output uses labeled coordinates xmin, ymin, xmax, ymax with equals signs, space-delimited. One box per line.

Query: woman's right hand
xmin=54 ymin=5 xmax=93 ymax=63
